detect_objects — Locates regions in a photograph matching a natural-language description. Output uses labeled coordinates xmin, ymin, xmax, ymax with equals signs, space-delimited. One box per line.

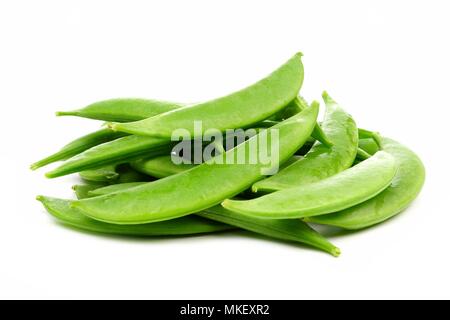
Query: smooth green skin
xmin=87 ymin=181 xmax=340 ymax=256
xmin=73 ymin=184 xmax=106 ymax=199
xmin=358 ymin=138 xmax=380 ymax=155
xmin=131 ymin=156 xmax=196 ymax=179
xmin=358 ymin=128 xmax=382 ymax=147
xmin=71 ymin=104 xmax=319 ymax=224
xmin=79 ymin=164 xmax=119 ymax=182
xmin=33 ymin=100 xmax=184 ymax=170
xmin=45 ymin=135 xmax=172 ymax=178
xmin=223 ymin=151 xmax=398 ymax=219
xmin=56 ymin=98 xmax=183 ymax=122
xmin=305 ymin=138 xmax=425 ymax=229
xmin=110 ymin=53 xmax=305 ymax=138
xmin=30 ymin=129 xmax=126 ymax=170
xmin=37 ymin=196 xmax=233 ymax=236
xmin=199 ymin=206 xmax=340 ymax=257
xmin=89 ymin=182 xmax=147 ymax=196
xmin=356 ymin=148 xmax=371 ymax=160
xmin=252 ymin=92 xmax=358 ymax=193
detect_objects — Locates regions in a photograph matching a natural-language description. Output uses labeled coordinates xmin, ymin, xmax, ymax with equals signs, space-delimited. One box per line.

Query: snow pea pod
xmin=89 ymin=182 xmax=147 ymax=197
xmin=72 ymin=103 xmax=319 ymax=224
xmin=199 ymin=206 xmax=340 ymax=257
xmin=45 ymin=135 xmax=172 ymax=178
xmin=73 ymin=184 xmax=106 ymax=199
xmin=305 ymin=138 xmax=425 ymax=229
xmin=131 ymin=156 xmax=196 ymax=179
xmin=252 ymin=92 xmax=358 ymax=193
xmin=109 ymin=53 xmax=304 ymax=138
xmin=223 ymin=151 xmax=398 ymax=219
xmin=56 ymin=98 xmax=183 ymax=122
xmin=358 ymin=138 xmax=379 ymax=155
xmin=30 ymin=128 xmax=127 ymax=170
xmin=37 ymin=196 xmax=233 ymax=236
xmin=87 ymin=182 xmax=340 ymax=256
xmin=79 ymin=164 xmax=119 ymax=182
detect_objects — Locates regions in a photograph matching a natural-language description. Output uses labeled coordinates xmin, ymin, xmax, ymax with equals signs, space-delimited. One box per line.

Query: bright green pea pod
xmin=109 ymin=53 xmax=304 ymax=138
xmin=30 ymin=129 xmax=127 ymax=170
xmin=305 ymin=138 xmax=425 ymax=229
xmin=37 ymin=196 xmax=233 ymax=236
xmin=356 ymin=148 xmax=371 ymax=160
xmin=79 ymin=164 xmax=120 ymax=182
xmin=358 ymin=138 xmax=380 ymax=155
xmin=89 ymin=182 xmax=147 ymax=197
xmin=73 ymin=184 xmax=106 ymax=199
xmin=71 ymin=103 xmax=319 ymax=224
xmin=131 ymin=156 xmax=196 ymax=179
xmin=223 ymin=151 xmax=398 ymax=219
xmin=252 ymin=92 xmax=358 ymax=193
xmin=198 ymin=206 xmax=340 ymax=257
xmin=45 ymin=135 xmax=172 ymax=178
xmin=358 ymin=128 xmax=382 ymax=147
xmin=88 ymin=181 xmax=339 ymax=256
xmin=56 ymin=98 xmax=183 ymax=122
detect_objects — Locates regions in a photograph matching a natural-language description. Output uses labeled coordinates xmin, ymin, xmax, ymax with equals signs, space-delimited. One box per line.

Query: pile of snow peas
xmin=33 ymin=53 xmax=425 ymax=256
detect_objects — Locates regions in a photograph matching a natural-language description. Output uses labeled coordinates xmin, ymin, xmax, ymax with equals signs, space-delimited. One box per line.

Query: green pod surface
xmin=71 ymin=103 xmax=319 ymax=224
xmin=252 ymin=92 xmax=358 ymax=193
xmin=30 ymin=129 xmax=126 ymax=170
xmin=37 ymin=196 xmax=233 ymax=236
xmin=198 ymin=206 xmax=340 ymax=257
xmin=131 ymin=156 xmax=196 ymax=179
xmin=56 ymin=98 xmax=183 ymax=122
xmin=305 ymin=138 xmax=425 ymax=229
xmin=223 ymin=151 xmax=398 ymax=219
xmin=110 ymin=53 xmax=304 ymax=138
xmin=45 ymin=135 xmax=172 ymax=178
xmin=79 ymin=164 xmax=120 ymax=182
xmin=358 ymin=138 xmax=380 ymax=155
xmin=72 ymin=184 xmax=106 ymax=199
xmin=87 ymin=181 xmax=340 ymax=256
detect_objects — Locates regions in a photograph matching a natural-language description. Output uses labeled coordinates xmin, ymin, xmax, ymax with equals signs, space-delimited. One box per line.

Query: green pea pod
xmin=223 ymin=151 xmax=398 ymax=219
xmin=356 ymin=148 xmax=371 ymax=160
xmin=109 ymin=53 xmax=304 ymax=138
xmin=71 ymin=103 xmax=319 ymax=224
xmin=131 ymin=156 xmax=196 ymax=179
xmin=89 ymin=181 xmax=340 ymax=256
xmin=131 ymin=154 xmax=302 ymax=179
xmin=305 ymin=138 xmax=425 ymax=229
xmin=79 ymin=164 xmax=120 ymax=182
xmin=89 ymin=182 xmax=147 ymax=197
xmin=56 ymin=98 xmax=183 ymax=122
xmin=252 ymin=92 xmax=358 ymax=193
xmin=30 ymin=129 xmax=127 ymax=170
xmin=37 ymin=196 xmax=233 ymax=236
xmin=198 ymin=206 xmax=340 ymax=257
xmin=45 ymin=135 xmax=172 ymax=178
xmin=73 ymin=184 xmax=106 ymax=199
xmin=358 ymin=138 xmax=380 ymax=155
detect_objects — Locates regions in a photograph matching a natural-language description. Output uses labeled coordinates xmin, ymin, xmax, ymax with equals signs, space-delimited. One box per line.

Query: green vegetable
xmin=305 ymin=138 xmax=425 ymax=229
xmin=222 ymin=151 xmax=398 ymax=219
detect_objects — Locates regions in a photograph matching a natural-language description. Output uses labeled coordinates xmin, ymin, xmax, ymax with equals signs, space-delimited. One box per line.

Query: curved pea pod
xmin=56 ymin=98 xmax=183 ymax=122
xmin=198 ymin=206 xmax=340 ymax=257
xmin=358 ymin=138 xmax=380 ymax=155
xmin=252 ymin=92 xmax=358 ymax=193
xmin=37 ymin=196 xmax=233 ymax=236
xmin=223 ymin=151 xmax=398 ymax=219
xmin=87 ymin=182 xmax=340 ymax=256
xmin=30 ymin=129 xmax=127 ymax=170
xmin=109 ymin=53 xmax=305 ymax=138
xmin=131 ymin=156 xmax=196 ymax=179
xmin=45 ymin=135 xmax=172 ymax=178
xmin=89 ymin=182 xmax=147 ymax=197
xmin=73 ymin=184 xmax=106 ymax=199
xmin=71 ymin=103 xmax=319 ymax=224
xmin=305 ymin=138 xmax=425 ymax=229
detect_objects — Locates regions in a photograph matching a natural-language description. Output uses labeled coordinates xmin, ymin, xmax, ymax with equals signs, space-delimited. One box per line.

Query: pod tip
xmin=331 ymin=247 xmax=341 ymax=257
xmin=55 ymin=110 xmax=77 ymax=117
xmin=36 ymin=195 xmax=44 ymax=202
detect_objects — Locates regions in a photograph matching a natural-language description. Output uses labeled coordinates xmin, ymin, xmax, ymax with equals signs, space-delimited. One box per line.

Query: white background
xmin=1 ymin=0 xmax=449 ymax=299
